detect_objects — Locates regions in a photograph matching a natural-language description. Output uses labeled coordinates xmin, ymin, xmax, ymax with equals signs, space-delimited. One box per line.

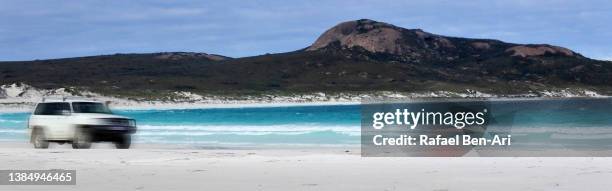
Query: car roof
xmin=41 ymin=100 xmax=102 ymax=103
xmin=40 ymin=98 xmax=104 ymax=103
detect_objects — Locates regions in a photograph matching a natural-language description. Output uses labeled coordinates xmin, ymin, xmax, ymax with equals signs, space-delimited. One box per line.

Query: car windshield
xmin=72 ymin=102 xmax=112 ymax=114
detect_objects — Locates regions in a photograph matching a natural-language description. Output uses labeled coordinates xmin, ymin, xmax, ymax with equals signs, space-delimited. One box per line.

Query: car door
xmin=38 ymin=102 xmax=72 ymax=139
xmin=31 ymin=103 xmax=58 ymax=138
xmin=52 ymin=102 xmax=73 ymax=139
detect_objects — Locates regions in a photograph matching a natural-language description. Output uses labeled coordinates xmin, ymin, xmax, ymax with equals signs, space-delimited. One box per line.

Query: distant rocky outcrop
xmin=307 ymin=19 xmax=583 ymax=62
xmin=505 ymin=45 xmax=575 ymax=57
xmin=308 ymin=19 xmax=463 ymax=56
xmin=154 ymin=52 xmax=230 ymax=61
xmin=307 ymin=20 xmax=407 ymax=54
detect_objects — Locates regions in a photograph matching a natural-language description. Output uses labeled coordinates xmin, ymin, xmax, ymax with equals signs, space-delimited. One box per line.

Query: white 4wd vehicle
xmin=28 ymin=99 xmax=137 ymax=149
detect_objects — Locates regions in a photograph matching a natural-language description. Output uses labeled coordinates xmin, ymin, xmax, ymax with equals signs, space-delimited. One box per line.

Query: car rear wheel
xmin=114 ymin=135 xmax=131 ymax=149
xmin=72 ymin=128 xmax=91 ymax=149
xmin=32 ymin=129 xmax=49 ymax=149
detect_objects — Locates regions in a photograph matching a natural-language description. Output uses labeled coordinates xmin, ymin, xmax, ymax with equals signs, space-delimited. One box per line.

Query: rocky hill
xmin=1 ymin=19 xmax=611 ymax=99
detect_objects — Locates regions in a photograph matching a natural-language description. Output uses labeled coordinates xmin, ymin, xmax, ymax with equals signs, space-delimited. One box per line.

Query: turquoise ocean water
xmin=0 ymin=105 xmax=361 ymax=146
xmin=1 ymin=98 xmax=611 ymax=147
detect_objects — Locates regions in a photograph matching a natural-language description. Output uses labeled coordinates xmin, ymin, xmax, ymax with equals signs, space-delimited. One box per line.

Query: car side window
xmin=33 ymin=104 xmax=47 ymax=115
xmin=34 ymin=103 xmax=71 ymax=115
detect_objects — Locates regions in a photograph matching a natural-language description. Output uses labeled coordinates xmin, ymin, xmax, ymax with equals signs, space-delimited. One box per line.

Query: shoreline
xmin=0 ymin=101 xmax=362 ymax=113
xmin=0 ymin=141 xmax=360 ymax=153
xmin=113 ymin=101 xmax=361 ymax=110
xmin=1 ymin=82 xmax=609 ymax=113
xmin=0 ymin=139 xmax=359 ymax=148
xmin=5 ymin=141 xmax=612 ymax=157
xmin=2 ymin=96 xmax=611 ymax=113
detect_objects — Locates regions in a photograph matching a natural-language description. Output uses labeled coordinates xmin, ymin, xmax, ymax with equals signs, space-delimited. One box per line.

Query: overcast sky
xmin=1 ymin=0 xmax=610 ymax=61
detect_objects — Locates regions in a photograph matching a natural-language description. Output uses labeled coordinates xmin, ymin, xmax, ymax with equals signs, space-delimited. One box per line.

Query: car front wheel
xmin=114 ymin=135 xmax=131 ymax=149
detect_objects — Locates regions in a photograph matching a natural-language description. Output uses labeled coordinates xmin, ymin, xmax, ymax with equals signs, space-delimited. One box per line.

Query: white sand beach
xmin=1 ymin=142 xmax=611 ymax=191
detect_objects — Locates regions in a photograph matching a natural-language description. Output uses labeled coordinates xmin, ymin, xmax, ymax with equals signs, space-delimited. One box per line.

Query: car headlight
xmin=128 ymin=119 xmax=136 ymax=127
